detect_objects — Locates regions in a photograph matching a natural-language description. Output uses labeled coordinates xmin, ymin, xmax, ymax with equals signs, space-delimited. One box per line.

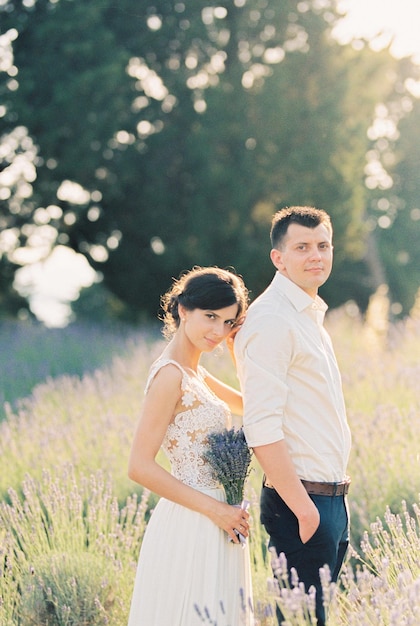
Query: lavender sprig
xmin=204 ymin=427 xmax=252 ymax=505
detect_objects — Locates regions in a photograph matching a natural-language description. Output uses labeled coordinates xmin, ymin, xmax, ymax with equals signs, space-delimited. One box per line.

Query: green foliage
xmin=1 ymin=0 xmax=419 ymax=322
xmin=0 ymin=258 xmax=30 ymax=319
xmin=377 ymin=94 xmax=420 ymax=314
xmin=20 ymin=552 xmax=115 ymax=625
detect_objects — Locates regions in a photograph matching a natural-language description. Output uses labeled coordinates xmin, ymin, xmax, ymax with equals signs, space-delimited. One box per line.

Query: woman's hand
xmin=225 ymin=315 xmax=246 ymax=360
xmin=210 ymin=500 xmax=250 ymax=544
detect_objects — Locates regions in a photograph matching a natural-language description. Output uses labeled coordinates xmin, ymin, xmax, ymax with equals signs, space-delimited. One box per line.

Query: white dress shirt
xmin=234 ymin=272 xmax=351 ymax=483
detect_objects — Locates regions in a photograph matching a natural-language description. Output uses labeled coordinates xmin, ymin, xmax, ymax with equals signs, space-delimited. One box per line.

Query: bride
xmin=127 ymin=266 xmax=254 ymax=625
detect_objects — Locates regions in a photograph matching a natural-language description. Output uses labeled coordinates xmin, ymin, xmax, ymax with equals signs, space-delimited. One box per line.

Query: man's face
xmin=270 ymin=223 xmax=333 ymax=298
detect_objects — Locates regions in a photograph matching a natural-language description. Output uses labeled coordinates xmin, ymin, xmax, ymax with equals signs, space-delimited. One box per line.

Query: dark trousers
xmin=261 ymin=484 xmax=349 ymax=626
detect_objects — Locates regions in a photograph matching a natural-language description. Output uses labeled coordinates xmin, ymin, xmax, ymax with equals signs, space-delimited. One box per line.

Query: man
xmin=235 ymin=206 xmax=351 ymax=625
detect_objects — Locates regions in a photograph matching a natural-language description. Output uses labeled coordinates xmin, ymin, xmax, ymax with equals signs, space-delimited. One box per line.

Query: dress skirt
xmin=127 ymin=487 xmax=254 ymax=625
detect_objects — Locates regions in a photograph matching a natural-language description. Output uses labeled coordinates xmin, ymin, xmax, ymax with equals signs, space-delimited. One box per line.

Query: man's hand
xmin=297 ymin=503 xmax=320 ymax=543
xmin=253 ymin=440 xmax=321 ymax=543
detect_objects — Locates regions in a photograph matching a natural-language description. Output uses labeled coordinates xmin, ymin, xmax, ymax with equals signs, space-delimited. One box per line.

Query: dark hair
xmin=160 ymin=266 xmax=249 ymax=339
xmin=270 ymin=206 xmax=333 ymax=249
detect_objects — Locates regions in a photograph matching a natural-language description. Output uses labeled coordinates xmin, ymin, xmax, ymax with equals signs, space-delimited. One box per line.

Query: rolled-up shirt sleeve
xmin=235 ymin=312 xmax=292 ymax=448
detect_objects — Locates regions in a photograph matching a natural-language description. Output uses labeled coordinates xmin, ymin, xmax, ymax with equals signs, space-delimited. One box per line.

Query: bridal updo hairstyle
xmin=161 ymin=267 xmax=249 ymax=339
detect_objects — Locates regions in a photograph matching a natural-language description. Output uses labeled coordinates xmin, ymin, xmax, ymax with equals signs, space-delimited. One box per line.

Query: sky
xmin=334 ymin=0 xmax=420 ymax=61
xmin=15 ymin=246 xmax=97 ymax=327
xmin=14 ymin=0 xmax=420 ymax=327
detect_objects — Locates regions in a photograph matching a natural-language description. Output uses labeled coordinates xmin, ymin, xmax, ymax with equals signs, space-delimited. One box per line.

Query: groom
xmin=235 ymin=206 xmax=351 ymax=625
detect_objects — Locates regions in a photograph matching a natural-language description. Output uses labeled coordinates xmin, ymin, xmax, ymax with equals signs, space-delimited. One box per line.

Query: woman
xmin=127 ymin=267 xmax=254 ymax=625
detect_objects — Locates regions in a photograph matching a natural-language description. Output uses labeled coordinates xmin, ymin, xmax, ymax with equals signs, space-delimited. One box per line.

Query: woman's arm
xmin=202 ymin=370 xmax=243 ymax=416
xmin=128 ymin=364 xmax=248 ymax=542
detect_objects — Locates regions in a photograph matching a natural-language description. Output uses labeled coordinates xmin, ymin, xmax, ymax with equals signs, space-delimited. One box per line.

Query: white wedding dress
xmin=127 ymin=359 xmax=254 ymax=626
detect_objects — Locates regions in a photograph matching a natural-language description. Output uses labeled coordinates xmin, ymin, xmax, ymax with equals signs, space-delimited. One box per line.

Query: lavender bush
xmin=0 ymin=320 xmax=148 ymax=421
xmin=0 ymin=289 xmax=419 ymax=624
xmin=0 ymin=332 xmax=163 ymax=502
xmin=0 ymin=467 xmax=151 ymax=625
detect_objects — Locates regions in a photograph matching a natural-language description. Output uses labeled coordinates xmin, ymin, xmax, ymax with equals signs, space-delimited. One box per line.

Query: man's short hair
xmin=270 ymin=206 xmax=333 ymax=249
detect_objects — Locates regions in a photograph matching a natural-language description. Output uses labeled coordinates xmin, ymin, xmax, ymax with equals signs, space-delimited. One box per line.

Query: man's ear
xmin=270 ymin=248 xmax=283 ymax=271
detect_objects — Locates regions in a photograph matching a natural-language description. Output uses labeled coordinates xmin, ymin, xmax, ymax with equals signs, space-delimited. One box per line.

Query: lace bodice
xmin=145 ymin=358 xmax=231 ymax=489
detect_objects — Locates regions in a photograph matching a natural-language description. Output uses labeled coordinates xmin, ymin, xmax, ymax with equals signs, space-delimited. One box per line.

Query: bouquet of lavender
xmin=204 ymin=427 xmax=252 ymax=544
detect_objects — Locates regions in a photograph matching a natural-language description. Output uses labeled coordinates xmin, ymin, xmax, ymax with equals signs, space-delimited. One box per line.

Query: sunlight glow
xmin=57 ymin=180 xmax=91 ymax=205
xmin=263 ymin=47 xmax=286 ymax=64
xmin=14 ymin=246 xmax=97 ymax=327
xmin=201 ymin=7 xmax=227 ymax=25
xmin=82 ymin=244 xmax=108 ymax=263
xmin=0 ymin=127 xmax=37 ymax=207
xmin=0 ymin=28 xmax=18 ymax=75
xmin=147 ymin=15 xmax=162 ymax=31
xmin=150 ymin=236 xmax=165 ymax=255
xmin=127 ymin=57 xmax=168 ymax=101
xmin=334 ymin=0 xmax=420 ymax=62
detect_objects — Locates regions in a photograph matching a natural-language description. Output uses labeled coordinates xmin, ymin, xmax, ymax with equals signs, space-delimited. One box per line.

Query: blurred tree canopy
xmin=0 ymin=0 xmax=419 ymax=322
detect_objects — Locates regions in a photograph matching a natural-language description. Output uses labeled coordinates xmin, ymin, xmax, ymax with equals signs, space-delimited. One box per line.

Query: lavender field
xmin=1 ymin=294 xmax=420 ymax=625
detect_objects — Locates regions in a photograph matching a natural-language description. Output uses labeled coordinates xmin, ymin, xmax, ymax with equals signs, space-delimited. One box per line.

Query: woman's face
xmin=179 ymin=304 xmax=239 ymax=352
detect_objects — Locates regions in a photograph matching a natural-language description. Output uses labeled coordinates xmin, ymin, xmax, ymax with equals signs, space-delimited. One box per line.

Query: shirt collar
xmin=272 ymin=271 xmax=328 ymax=313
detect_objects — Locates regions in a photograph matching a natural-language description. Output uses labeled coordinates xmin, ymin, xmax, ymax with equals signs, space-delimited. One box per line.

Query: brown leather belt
xmin=263 ymin=475 xmax=351 ymax=496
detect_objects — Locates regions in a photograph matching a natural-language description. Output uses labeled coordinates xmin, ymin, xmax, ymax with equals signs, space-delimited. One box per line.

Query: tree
xmin=376 ymin=85 xmax=420 ymax=314
xmin=1 ymin=0 xmax=417 ymax=321
xmin=354 ymin=54 xmax=420 ymax=316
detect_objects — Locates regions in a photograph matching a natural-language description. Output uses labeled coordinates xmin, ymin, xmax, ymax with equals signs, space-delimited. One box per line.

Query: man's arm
xmin=253 ymin=439 xmax=320 ymax=543
xmin=236 ymin=310 xmax=320 ymax=542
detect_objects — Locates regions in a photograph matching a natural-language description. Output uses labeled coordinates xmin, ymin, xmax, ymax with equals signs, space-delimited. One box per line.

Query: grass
xmin=0 ymin=293 xmax=420 ymax=624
